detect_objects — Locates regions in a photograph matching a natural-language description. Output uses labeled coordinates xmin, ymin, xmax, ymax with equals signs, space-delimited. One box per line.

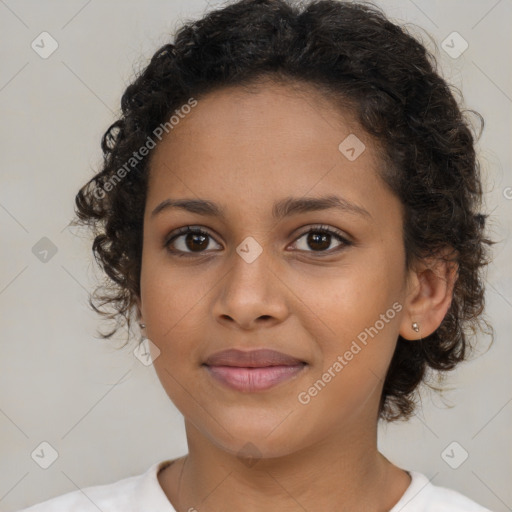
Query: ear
xmin=399 ymin=247 xmax=459 ymax=341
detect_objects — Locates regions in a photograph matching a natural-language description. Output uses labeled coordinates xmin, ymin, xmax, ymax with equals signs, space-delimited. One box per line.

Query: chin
xmin=205 ymin=421 xmax=307 ymax=461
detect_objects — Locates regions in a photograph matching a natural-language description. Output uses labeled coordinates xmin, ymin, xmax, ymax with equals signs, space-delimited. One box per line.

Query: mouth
xmin=202 ymin=348 xmax=308 ymax=392
xmin=203 ymin=364 xmax=307 ymax=392
xmin=204 ymin=348 xmax=306 ymax=367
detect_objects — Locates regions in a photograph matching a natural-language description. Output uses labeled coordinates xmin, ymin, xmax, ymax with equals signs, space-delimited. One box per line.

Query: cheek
xmin=289 ymin=255 xmax=403 ymax=388
xmin=297 ymin=294 xmax=400 ymax=423
xmin=288 ymin=258 xmax=401 ymax=337
xmin=140 ymin=257 xmax=213 ymax=342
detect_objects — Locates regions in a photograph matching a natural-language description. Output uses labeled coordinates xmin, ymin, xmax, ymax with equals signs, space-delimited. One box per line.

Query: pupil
xmin=309 ymin=232 xmax=330 ymax=251
xmin=187 ymin=233 xmax=208 ymax=251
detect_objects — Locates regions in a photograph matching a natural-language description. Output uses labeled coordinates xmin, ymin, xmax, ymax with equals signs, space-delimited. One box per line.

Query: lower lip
xmin=204 ymin=364 xmax=306 ymax=392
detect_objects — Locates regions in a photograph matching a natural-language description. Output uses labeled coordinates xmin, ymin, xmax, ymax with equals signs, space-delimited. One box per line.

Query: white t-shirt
xmin=16 ymin=459 xmax=493 ymax=511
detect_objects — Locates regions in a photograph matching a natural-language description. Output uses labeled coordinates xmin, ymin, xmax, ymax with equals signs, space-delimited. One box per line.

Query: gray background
xmin=1 ymin=0 xmax=511 ymax=511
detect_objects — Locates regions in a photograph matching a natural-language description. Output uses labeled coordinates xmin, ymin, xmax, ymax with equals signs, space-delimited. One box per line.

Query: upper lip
xmin=204 ymin=348 xmax=305 ymax=367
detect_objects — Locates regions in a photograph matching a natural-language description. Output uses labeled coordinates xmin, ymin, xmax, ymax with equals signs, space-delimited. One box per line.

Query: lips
xmin=203 ymin=348 xmax=305 ymax=368
xmin=203 ymin=349 xmax=308 ymax=392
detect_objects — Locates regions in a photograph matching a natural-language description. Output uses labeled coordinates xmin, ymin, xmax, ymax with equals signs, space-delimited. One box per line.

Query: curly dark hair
xmin=73 ymin=0 xmax=495 ymax=422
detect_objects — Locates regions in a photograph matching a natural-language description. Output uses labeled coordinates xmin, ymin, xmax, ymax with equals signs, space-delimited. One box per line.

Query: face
xmin=138 ymin=80 xmax=412 ymax=459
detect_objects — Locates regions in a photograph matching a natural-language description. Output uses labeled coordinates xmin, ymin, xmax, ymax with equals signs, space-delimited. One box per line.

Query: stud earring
xmin=139 ymin=323 xmax=146 ymax=329
xmin=411 ymin=322 xmax=419 ymax=332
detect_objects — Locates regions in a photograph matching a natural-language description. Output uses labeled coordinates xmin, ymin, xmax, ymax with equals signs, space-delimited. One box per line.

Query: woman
xmin=18 ymin=0 xmax=495 ymax=510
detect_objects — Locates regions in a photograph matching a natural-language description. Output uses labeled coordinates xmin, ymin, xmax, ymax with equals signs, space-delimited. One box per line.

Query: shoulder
xmin=15 ymin=472 xmax=142 ymax=512
xmin=14 ymin=460 xmax=175 ymax=512
xmin=392 ymin=470 xmax=494 ymax=512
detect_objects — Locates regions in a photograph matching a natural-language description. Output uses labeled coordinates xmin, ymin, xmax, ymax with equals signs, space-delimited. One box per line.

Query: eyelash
xmin=164 ymin=224 xmax=352 ymax=258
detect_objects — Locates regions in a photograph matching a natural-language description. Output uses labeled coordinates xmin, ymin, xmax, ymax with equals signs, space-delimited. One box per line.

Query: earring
xmin=139 ymin=323 xmax=146 ymax=329
xmin=411 ymin=322 xmax=419 ymax=332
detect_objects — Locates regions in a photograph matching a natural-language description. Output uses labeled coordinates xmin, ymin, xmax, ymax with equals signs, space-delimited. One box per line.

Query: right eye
xmin=164 ymin=226 xmax=222 ymax=257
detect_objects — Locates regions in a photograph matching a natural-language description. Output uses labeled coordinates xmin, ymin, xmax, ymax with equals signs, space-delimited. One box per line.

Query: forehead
xmin=145 ymin=81 xmax=395 ymax=224
xmin=150 ymin=80 xmax=363 ymax=161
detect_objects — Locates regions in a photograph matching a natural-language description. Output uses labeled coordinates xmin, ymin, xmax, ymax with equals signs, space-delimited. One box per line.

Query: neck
xmin=159 ymin=419 xmax=411 ymax=512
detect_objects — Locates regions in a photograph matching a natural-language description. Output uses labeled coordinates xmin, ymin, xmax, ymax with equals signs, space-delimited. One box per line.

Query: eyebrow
xmin=150 ymin=195 xmax=372 ymax=221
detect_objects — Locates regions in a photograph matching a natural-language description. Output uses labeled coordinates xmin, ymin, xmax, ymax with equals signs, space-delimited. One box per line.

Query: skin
xmin=136 ymin=79 xmax=457 ymax=512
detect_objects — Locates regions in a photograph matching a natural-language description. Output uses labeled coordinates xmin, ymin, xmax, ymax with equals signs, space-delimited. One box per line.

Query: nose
xmin=211 ymin=245 xmax=289 ymax=330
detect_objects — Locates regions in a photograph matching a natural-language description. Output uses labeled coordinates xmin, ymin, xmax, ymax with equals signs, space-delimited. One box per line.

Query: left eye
xmin=164 ymin=225 xmax=351 ymax=257
xmin=292 ymin=225 xmax=351 ymax=253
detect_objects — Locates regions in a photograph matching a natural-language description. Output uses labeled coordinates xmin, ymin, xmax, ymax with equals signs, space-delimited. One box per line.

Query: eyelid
xmin=293 ymin=224 xmax=351 ymax=243
xmin=289 ymin=224 xmax=352 ymax=253
xmin=164 ymin=225 xmax=219 ymax=251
